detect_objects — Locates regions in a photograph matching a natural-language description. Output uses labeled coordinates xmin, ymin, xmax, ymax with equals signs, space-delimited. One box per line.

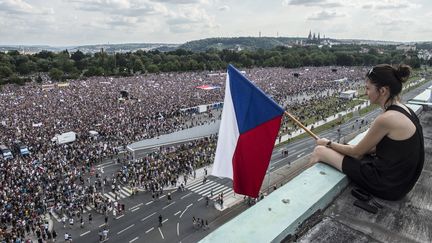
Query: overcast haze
xmin=0 ymin=0 xmax=431 ymax=46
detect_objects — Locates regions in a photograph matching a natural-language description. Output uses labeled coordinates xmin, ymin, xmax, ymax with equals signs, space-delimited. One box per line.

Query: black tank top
xmin=374 ymin=105 xmax=424 ymax=199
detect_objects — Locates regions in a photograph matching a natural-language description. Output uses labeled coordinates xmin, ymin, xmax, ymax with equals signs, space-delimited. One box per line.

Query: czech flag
xmin=212 ymin=64 xmax=284 ymax=198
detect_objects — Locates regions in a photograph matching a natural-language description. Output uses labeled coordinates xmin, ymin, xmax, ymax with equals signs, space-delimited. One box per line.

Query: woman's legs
xmin=309 ymin=145 xmax=345 ymax=171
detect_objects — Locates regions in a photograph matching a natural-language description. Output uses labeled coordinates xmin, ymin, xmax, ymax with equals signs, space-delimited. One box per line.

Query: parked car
xmin=0 ymin=144 xmax=13 ymax=159
xmin=13 ymin=140 xmax=30 ymax=156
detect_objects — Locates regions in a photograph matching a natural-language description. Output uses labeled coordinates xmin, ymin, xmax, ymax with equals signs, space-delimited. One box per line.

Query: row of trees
xmin=0 ymin=44 xmax=426 ymax=86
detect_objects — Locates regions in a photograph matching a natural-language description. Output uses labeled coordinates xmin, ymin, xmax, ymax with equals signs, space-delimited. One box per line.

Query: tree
xmin=0 ymin=66 xmax=13 ymax=78
xmin=9 ymin=74 xmax=26 ymax=85
xmin=132 ymin=58 xmax=145 ymax=73
xmin=17 ymin=61 xmax=37 ymax=75
xmin=71 ymin=50 xmax=85 ymax=62
xmin=36 ymin=59 xmax=51 ymax=72
xmin=49 ymin=68 xmax=63 ymax=81
xmin=35 ymin=50 xmax=55 ymax=59
xmin=335 ymin=53 xmax=354 ymax=66
xmin=84 ymin=66 xmax=104 ymax=77
xmin=7 ymin=50 xmax=20 ymax=56
xmin=147 ymin=64 xmax=159 ymax=73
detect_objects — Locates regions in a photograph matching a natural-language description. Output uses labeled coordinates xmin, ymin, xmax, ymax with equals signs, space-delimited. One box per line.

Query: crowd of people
xmin=0 ymin=65 xmax=368 ymax=241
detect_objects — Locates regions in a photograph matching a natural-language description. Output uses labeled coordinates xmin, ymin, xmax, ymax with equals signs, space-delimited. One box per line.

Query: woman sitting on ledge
xmin=310 ymin=64 xmax=424 ymax=201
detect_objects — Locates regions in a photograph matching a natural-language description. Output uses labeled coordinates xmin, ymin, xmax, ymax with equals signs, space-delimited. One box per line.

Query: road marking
xmin=187 ymin=179 xmax=214 ymax=190
xmin=177 ymin=222 xmax=180 ymax=236
xmin=186 ymin=179 xmax=202 ymax=188
xmin=104 ymin=193 xmax=116 ymax=202
xmin=162 ymin=219 xmax=168 ymax=224
xmin=117 ymin=224 xmax=135 ymax=235
xmin=115 ymin=215 xmax=124 ymax=220
xmin=197 ymin=197 xmax=203 ymax=201
xmin=160 ymin=195 xmax=166 ymax=199
xmin=189 ymin=181 xmax=216 ymax=192
xmin=174 ymin=210 xmax=181 ymax=216
xmin=129 ymin=237 xmax=139 ymax=243
xmin=272 ymin=157 xmax=286 ymax=166
xmin=98 ymin=223 xmax=105 ymax=228
xmin=96 ymin=161 xmax=114 ymax=168
xmin=297 ymin=152 xmax=305 ymax=158
xmin=50 ymin=211 xmax=61 ymax=222
xmin=131 ymin=207 xmax=140 ymax=212
xmin=130 ymin=203 xmax=143 ymax=210
xmin=145 ymin=227 xmax=154 ymax=234
xmin=158 ymin=227 xmax=165 ymax=239
xmin=180 ymin=203 xmax=193 ymax=218
xmin=180 ymin=192 xmax=192 ymax=199
xmin=80 ymin=231 xmax=90 ymax=237
xmin=163 ymin=202 xmax=175 ymax=210
xmin=119 ymin=190 xmax=130 ymax=198
xmin=141 ymin=212 xmax=156 ymax=222
xmin=202 ymin=184 xmax=225 ymax=196
xmin=193 ymin=182 xmax=217 ymax=194
xmin=146 ymin=201 xmax=154 ymax=205
xmin=123 ymin=187 xmax=133 ymax=194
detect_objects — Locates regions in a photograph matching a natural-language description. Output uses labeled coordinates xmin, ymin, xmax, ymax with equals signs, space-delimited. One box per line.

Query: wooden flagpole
xmin=284 ymin=111 xmax=319 ymax=140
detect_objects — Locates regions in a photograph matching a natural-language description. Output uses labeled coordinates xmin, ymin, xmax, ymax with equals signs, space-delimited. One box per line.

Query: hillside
xmin=179 ymin=37 xmax=306 ymax=51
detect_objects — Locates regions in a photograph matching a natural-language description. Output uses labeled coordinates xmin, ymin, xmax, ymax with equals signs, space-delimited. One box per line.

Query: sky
xmin=0 ymin=0 xmax=431 ymax=46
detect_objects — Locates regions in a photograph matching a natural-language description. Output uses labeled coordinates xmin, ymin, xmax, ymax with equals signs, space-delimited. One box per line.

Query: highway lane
xmin=75 ymin=186 xmax=223 ymax=242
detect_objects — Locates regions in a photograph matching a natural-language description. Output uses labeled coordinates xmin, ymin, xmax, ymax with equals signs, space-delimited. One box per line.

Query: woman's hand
xmin=316 ymin=138 xmax=330 ymax=147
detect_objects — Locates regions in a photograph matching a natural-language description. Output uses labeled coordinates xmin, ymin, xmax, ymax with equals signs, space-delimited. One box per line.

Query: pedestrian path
xmin=50 ymin=205 xmax=93 ymax=223
xmin=50 ymin=185 xmax=132 ymax=222
xmin=185 ymin=179 xmax=233 ymax=202
xmin=102 ymin=185 xmax=133 ymax=202
xmin=174 ymin=165 xmax=243 ymax=211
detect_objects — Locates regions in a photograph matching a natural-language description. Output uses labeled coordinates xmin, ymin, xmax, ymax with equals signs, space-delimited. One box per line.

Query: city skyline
xmin=0 ymin=0 xmax=431 ymax=46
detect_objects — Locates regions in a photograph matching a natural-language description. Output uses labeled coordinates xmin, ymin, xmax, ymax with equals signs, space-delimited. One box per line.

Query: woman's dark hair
xmin=366 ymin=64 xmax=411 ymax=103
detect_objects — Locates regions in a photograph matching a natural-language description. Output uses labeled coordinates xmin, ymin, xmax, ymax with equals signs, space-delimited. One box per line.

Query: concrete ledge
xmin=408 ymin=88 xmax=432 ymax=108
xmin=200 ymin=164 xmax=348 ymax=243
xmin=406 ymin=104 xmax=423 ymax=115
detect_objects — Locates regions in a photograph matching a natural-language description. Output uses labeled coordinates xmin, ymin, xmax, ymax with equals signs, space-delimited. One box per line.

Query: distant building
xmin=306 ymin=30 xmax=322 ymax=45
xmin=396 ymin=44 xmax=416 ymax=52
xmin=418 ymin=49 xmax=432 ymax=60
xmin=339 ymin=90 xmax=358 ymax=100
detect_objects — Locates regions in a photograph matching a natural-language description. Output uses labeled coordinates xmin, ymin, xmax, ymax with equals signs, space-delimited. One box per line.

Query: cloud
xmin=359 ymin=0 xmax=419 ymax=10
xmin=307 ymin=10 xmax=345 ymax=21
xmin=0 ymin=0 xmax=53 ymax=15
xmin=361 ymin=3 xmax=373 ymax=9
xmin=70 ymin=0 xmax=169 ymax=17
xmin=218 ymin=5 xmax=229 ymax=11
xmin=150 ymin=0 xmax=204 ymax=4
xmin=285 ymin=0 xmax=326 ymax=5
xmin=0 ymin=0 xmax=34 ymax=14
xmin=375 ymin=15 xmax=414 ymax=26
xmin=282 ymin=0 xmax=343 ymax=7
xmin=107 ymin=16 xmax=140 ymax=27
xmin=166 ymin=6 xmax=218 ymax=33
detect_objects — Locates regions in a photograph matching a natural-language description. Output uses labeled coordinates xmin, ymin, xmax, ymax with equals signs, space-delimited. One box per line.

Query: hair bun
xmin=395 ymin=64 xmax=411 ymax=83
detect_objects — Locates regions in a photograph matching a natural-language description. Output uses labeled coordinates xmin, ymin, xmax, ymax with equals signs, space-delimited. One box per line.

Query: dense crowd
xmin=0 ymin=66 xmax=368 ymax=241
